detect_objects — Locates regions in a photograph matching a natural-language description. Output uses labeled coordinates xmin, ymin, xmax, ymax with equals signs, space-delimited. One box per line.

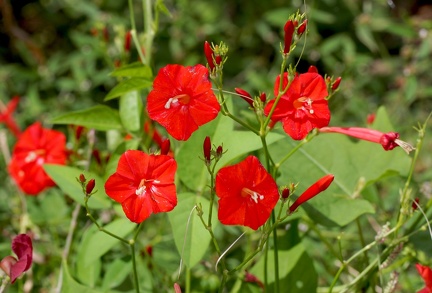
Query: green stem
xmin=128 ymin=0 xmax=146 ymax=64
xmin=355 ymin=218 xmax=368 ymax=266
xmin=142 ymin=0 xmax=154 ymax=65
xmin=271 ymin=212 xmax=280 ymax=293
xmin=130 ymin=240 xmax=139 ymax=293
xmin=185 ymin=267 xmax=191 ymax=293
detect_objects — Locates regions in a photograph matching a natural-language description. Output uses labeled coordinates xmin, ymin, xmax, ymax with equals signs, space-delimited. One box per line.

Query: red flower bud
xmin=308 ymin=65 xmax=318 ymax=73
xmin=124 ymin=30 xmax=132 ymax=52
xmin=332 ymin=77 xmax=342 ymax=91
xmin=216 ymin=145 xmax=223 ymax=158
xmin=412 ymin=198 xmax=419 ymax=210
xmin=160 ymin=138 xmax=171 ymax=155
xmin=366 ymin=113 xmax=376 ymax=125
xmin=86 ymin=179 xmax=96 ymax=195
xmin=297 ymin=19 xmax=308 ymax=36
xmin=204 ymin=41 xmax=221 ymax=71
xmin=283 ymin=20 xmax=295 ymax=54
xmin=203 ymin=136 xmax=211 ymax=164
xmin=174 ymin=283 xmax=182 ymax=293
xmin=74 ymin=126 xmax=84 ymax=140
xmin=281 ymin=188 xmax=290 ymax=199
xmin=79 ymin=174 xmax=86 ymax=183
xmin=235 ymin=87 xmax=254 ymax=108
xmin=103 ymin=26 xmax=109 ymax=43
xmin=289 ymin=174 xmax=334 ymax=213
xmin=259 ymin=92 xmax=266 ymax=103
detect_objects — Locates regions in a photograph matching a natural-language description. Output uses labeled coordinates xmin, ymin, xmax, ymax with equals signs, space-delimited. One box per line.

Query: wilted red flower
xmin=0 ymin=96 xmax=21 ymax=138
xmin=215 ymin=156 xmax=279 ymax=230
xmin=319 ymin=127 xmax=415 ymax=154
xmin=147 ymin=64 xmax=220 ymax=141
xmin=289 ymin=174 xmax=334 ymax=213
xmin=8 ymin=122 xmax=67 ymax=195
xmin=264 ymin=72 xmax=330 ymax=140
xmin=0 ymin=234 xmax=33 ymax=284
xmin=104 ymin=150 xmax=177 ymax=223
xmin=416 ymin=264 xmax=432 ymax=293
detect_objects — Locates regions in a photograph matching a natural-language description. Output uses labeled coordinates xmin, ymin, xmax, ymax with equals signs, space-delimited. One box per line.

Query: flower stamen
xmin=241 ymin=188 xmax=264 ymax=204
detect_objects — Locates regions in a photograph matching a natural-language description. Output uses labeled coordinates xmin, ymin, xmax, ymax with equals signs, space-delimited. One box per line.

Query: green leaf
xmin=110 ymin=62 xmax=153 ymax=78
xmin=51 ymin=105 xmax=123 ymax=131
xmin=101 ymin=259 xmax=132 ymax=290
xmin=270 ymin=107 xmax=411 ymax=226
xmin=119 ymin=91 xmax=143 ymax=132
xmin=250 ymin=243 xmax=318 ymax=293
xmin=61 ymin=261 xmax=104 ymax=293
xmin=105 ymin=77 xmax=152 ymax=101
xmin=43 ymin=165 xmax=111 ymax=209
xmin=176 ymin=112 xmax=284 ymax=192
xmin=82 ymin=218 xmax=135 ymax=267
xmin=168 ymin=192 xmax=217 ymax=268
xmin=76 ymin=224 xmax=102 ymax=287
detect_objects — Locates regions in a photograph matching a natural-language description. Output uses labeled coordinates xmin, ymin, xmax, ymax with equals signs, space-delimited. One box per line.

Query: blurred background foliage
xmin=1 ymin=0 xmax=432 ymax=291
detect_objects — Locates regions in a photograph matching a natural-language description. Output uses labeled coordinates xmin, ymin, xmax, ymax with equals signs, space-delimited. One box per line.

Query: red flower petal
xmin=9 ymin=234 xmax=33 ymax=284
xmin=215 ymin=156 xmax=279 ymax=230
xmin=147 ymin=64 xmax=220 ymax=141
xmin=105 ymin=150 xmax=177 ymax=223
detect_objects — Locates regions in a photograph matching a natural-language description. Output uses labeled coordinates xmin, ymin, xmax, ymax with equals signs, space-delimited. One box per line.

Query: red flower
xmin=416 ymin=264 xmax=432 ymax=293
xmin=319 ymin=127 xmax=415 ymax=154
xmin=8 ymin=122 xmax=67 ymax=195
xmin=0 ymin=96 xmax=21 ymax=138
xmin=0 ymin=234 xmax=33 ymax=284
xmin=147 ymin=64 xmax=220 ymax=141
xmin=215 ymin=156 xmax=279 ymax=230
xmin=289 ymin=174 xmax=334 ymax=214
xmin=264 ymin=72 xmax=330 ymax=140
xmin=104 ymin=150 xmax=177 ymax=223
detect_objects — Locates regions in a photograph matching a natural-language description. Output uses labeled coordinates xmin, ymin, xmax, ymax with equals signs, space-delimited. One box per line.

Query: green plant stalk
xmin=207 ymin=160 xmax=218 ymax=229
xmin=355 ymin=218 xmax=369 ymax=268
xmin=130 ymin=240 xmax=139 ymax=293
xmin=303 ymin=217 xmax=342 ymax=261
xmin=143 ymin=0 xmax=154 ymax=65
xmin=271 ymin=211 xmax=280 ymax=293
xmin=186 ymin=267 xmax=191 ymax=293
xmin=128 ymin=0 xmax=146 ymax=64
xmin=395 ymin=116 xmax=429 ymax=236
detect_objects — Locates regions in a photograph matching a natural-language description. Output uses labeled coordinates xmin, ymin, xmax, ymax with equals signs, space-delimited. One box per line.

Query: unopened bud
xmin=216 ymin=145 xmax=223 ymax=159
xmin=203 ymin=136 xmax=211 ymax=164
xmin=412 ymin=198 xmax=420 ymax=211
xmin=160 ymin=139 xmax=171 ymax=156
xmin=283 ymin=20 xmax=295 ymax=54
xmin=79 ymin=174 xmax=86 ymax=184
xmin=332 ymin=77 xmax=342 ymax=91
xmin=281 ymin=188 xmax=290 ymax=199
xmin=259 ymin=92 xmax=266 ymax=103
xmin=235 ymin=87 xmax=254 ymax=108
xmin=86 ymin=179 xmax=96 ymax=195
xmin=124 ymin=30 xmax=132 ymax=52
xmin=297 ymin=19 xmax=308 ymax=36
xmin=174 ymin=283 xmax=182 ymax=293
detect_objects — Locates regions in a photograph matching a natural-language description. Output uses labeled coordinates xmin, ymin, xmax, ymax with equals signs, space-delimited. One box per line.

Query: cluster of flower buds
xmin=283 ymin=16 xmax=308 ymax=55
xmin=203 ymin=136 xmax=223 ymax=166
xmin=325 ymin=75 xmax=342 ymax=94
xmin=204 ymin=41 xmax=228 ymax=76
xmin=78 ymin=174 xmax=96 ymax=197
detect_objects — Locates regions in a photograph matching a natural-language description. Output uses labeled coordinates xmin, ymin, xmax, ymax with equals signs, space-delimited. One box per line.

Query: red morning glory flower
xmin=104 ymin=150 xmax=177 ymax=223
xmin=8 ymin=122 xmax=67 ymax=195
xmin=215 ymin=156 xmax=279 ymax=230
xmin=416 ymin=264 xmax=432 ymax=293
xmin=147 ymin=64 xmax=220 ymax=141
xmin=264 ymin=72 xmax=330 ymax=140
xmin=0 ymin=234 xmax=33 ymax=284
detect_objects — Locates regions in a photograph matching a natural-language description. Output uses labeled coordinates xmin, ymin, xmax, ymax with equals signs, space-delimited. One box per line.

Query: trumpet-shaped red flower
xmin=104 ymin=150 xmax=177 ymax=223
xmin=0 ymin=96 xmax=21 ymax=138
xmin=8 ymin=122 xmax=67 ymax=195
xmin=264 ymin=72 xmax=330 ymax=140
xmin=416 ymin=264 xmax=432 ymax=293
xmin=215 ymin=156 xmax=279 ymax=230
xmin=319 ymin=126 xmax=415 ymax=154
xmin=289 ymin=174 xmax=334 ymax=213
xmin=147 ymin=64 xmax=220 ymax=141
xmin=0 ymin=234 xmax=33 ymax=284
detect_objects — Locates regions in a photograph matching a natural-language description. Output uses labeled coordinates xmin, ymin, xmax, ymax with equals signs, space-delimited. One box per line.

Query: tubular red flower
xmin=319 ymin=126 xmax=415 ymax=154
xmin=8 ymin=122 xmax=67 ymax=195
xmin=215 ymin=156 xmax=279 ymax=230
xmin=283 ymin=20 xmax=295 ymax=54
xmin=416 ymin=264 xmax=432 ymax=293
xmin=147 ymin=64 xmax=220 ymax=141
xmin=289 ymin=174 xmax=334 ymax=213
xmin=104 ymin=150 xmax=177 ymax=223
xmin=264 ymin=72 xmax=330 ymax=140
xmin=0 ymin=96 xmax=21 ymax=138
xmin=235 ymin=87 xmax=254 ymax=108
xmin=203 ymin=136 xmax=211 ymax=164
xmin=0 ymin=234 xmax=33 ymax=284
